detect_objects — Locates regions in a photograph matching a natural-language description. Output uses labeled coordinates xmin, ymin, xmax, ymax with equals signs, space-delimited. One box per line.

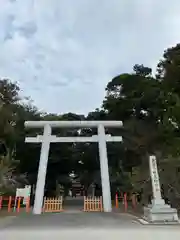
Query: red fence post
xmin=0 ymin=196 xmax=2 ymax=210
xmin=124 ymin=193 xmax=128 ymax=212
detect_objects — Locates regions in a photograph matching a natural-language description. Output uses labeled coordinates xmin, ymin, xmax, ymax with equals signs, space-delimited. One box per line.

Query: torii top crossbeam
xmin=25 ymin=120 xmax=123 ymax=128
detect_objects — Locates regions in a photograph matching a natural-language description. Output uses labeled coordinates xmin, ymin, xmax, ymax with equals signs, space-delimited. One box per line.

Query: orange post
xmin=100 ymin=196 xmax=103 ymax=211
xmin=0 ymin=196 xmax=2 ymax=210
xmin=8 ymin=196 xmax=12 ymax=213
xmin=115 ymin=192 xmax=119 ymax=208
xmin=17 ymin=197 xmax=21 ymax=213
xmin=132 ymin=194 xmax=136 ymax=209
xmin=26 ymin=197 xmax=30 ymax=213
xmin=124 ymin=193 xmax=128 ymax=212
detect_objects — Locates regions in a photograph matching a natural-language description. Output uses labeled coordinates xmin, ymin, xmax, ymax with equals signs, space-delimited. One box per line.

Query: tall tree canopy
xmin=1 ymin=44 xmax=180 ymax=200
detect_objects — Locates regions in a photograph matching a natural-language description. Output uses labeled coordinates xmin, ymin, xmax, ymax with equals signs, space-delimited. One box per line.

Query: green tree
xmin=102 ymin=65 xmax=167 ymax=194
xmin=0 ymin=79 xmax=20 ymax=150
xmin=0 ymin=79 xmax=29 ymax=194
xmin=103 ymin=65 xmax=162 ymax=156
xmin=156 ymin=44 xmax=180 ymax=156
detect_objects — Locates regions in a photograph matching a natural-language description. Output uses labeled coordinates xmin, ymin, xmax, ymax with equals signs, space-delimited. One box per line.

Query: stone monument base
xmin=143 ymin=204 xmax=179 ymax=223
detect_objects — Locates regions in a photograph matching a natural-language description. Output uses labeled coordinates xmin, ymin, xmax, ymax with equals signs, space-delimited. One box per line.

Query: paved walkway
xmin=0 ymin=212 xmax=180 ymax=240
xmin=0 ymin=211 xmax=140 ymax=230
xmin=63 ymin=196 xmax=84 ymax=211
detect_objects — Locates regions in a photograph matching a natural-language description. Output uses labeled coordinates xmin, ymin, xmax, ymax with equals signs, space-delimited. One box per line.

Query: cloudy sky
xmin=0 ymin=0 xmax=180 ymax=115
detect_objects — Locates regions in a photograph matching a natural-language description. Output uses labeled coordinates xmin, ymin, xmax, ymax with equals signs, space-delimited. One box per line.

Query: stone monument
xmin=143 ymin=155 xmax=179 ymax=223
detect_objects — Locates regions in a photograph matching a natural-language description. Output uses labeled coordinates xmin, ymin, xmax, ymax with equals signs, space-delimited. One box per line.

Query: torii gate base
xmin=25 ymin=120 xmax=123 ymax=215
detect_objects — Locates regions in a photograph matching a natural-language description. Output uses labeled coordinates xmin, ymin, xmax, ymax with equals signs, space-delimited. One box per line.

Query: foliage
xmin=0 ymin=151 xmax=28 ymax=195
xmin=1 ymin=44 xmax=180 ymax=200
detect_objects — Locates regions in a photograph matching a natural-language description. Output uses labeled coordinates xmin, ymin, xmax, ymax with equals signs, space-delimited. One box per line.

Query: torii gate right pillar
xmin=98 ymin=124 xmax=112 ymax=212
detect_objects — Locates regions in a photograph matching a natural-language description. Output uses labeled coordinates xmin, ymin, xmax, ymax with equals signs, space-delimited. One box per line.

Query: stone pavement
xmin=0 ymin=229 xmax=180 ymax=240
xmin=0 ymin=212 xmax=180 ymax=240
xmin=0 ymin=211 xmax=140 ymax=230
xmin=63 ymin=196 xmax=84 ymax=211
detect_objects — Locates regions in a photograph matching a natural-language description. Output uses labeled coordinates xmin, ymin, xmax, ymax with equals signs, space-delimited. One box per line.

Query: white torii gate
xmin=24 ymin=120 xmax=123 ymax=215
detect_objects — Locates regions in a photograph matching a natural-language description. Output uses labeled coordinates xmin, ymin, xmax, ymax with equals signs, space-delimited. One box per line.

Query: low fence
xmin=84 ymin=196 xmax=103 ymax=212
xmin=0 ymin=193 xmax=138 ymax=214
xmin=115 ymin=192 xmax=138 ymax=212
xmin=43 ymin=197 xmax=63 ymax=212
xmin=0 ymin=196 xmax=30 ymax=213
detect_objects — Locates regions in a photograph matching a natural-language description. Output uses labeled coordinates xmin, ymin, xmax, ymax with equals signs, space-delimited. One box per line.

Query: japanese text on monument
xmin=151 ymin=156 xmax=161 ymax=193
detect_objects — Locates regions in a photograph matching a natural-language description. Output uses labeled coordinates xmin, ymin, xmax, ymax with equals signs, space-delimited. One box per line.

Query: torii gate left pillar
xmin=24 ymin=121 xmax=123 ymax=215
xmin=34 ymin=124 xmax=51 ymax=215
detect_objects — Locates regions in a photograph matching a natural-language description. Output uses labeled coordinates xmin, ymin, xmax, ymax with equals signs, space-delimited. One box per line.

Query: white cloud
xmin=0 ymin=0 xmax=180 ymax=114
